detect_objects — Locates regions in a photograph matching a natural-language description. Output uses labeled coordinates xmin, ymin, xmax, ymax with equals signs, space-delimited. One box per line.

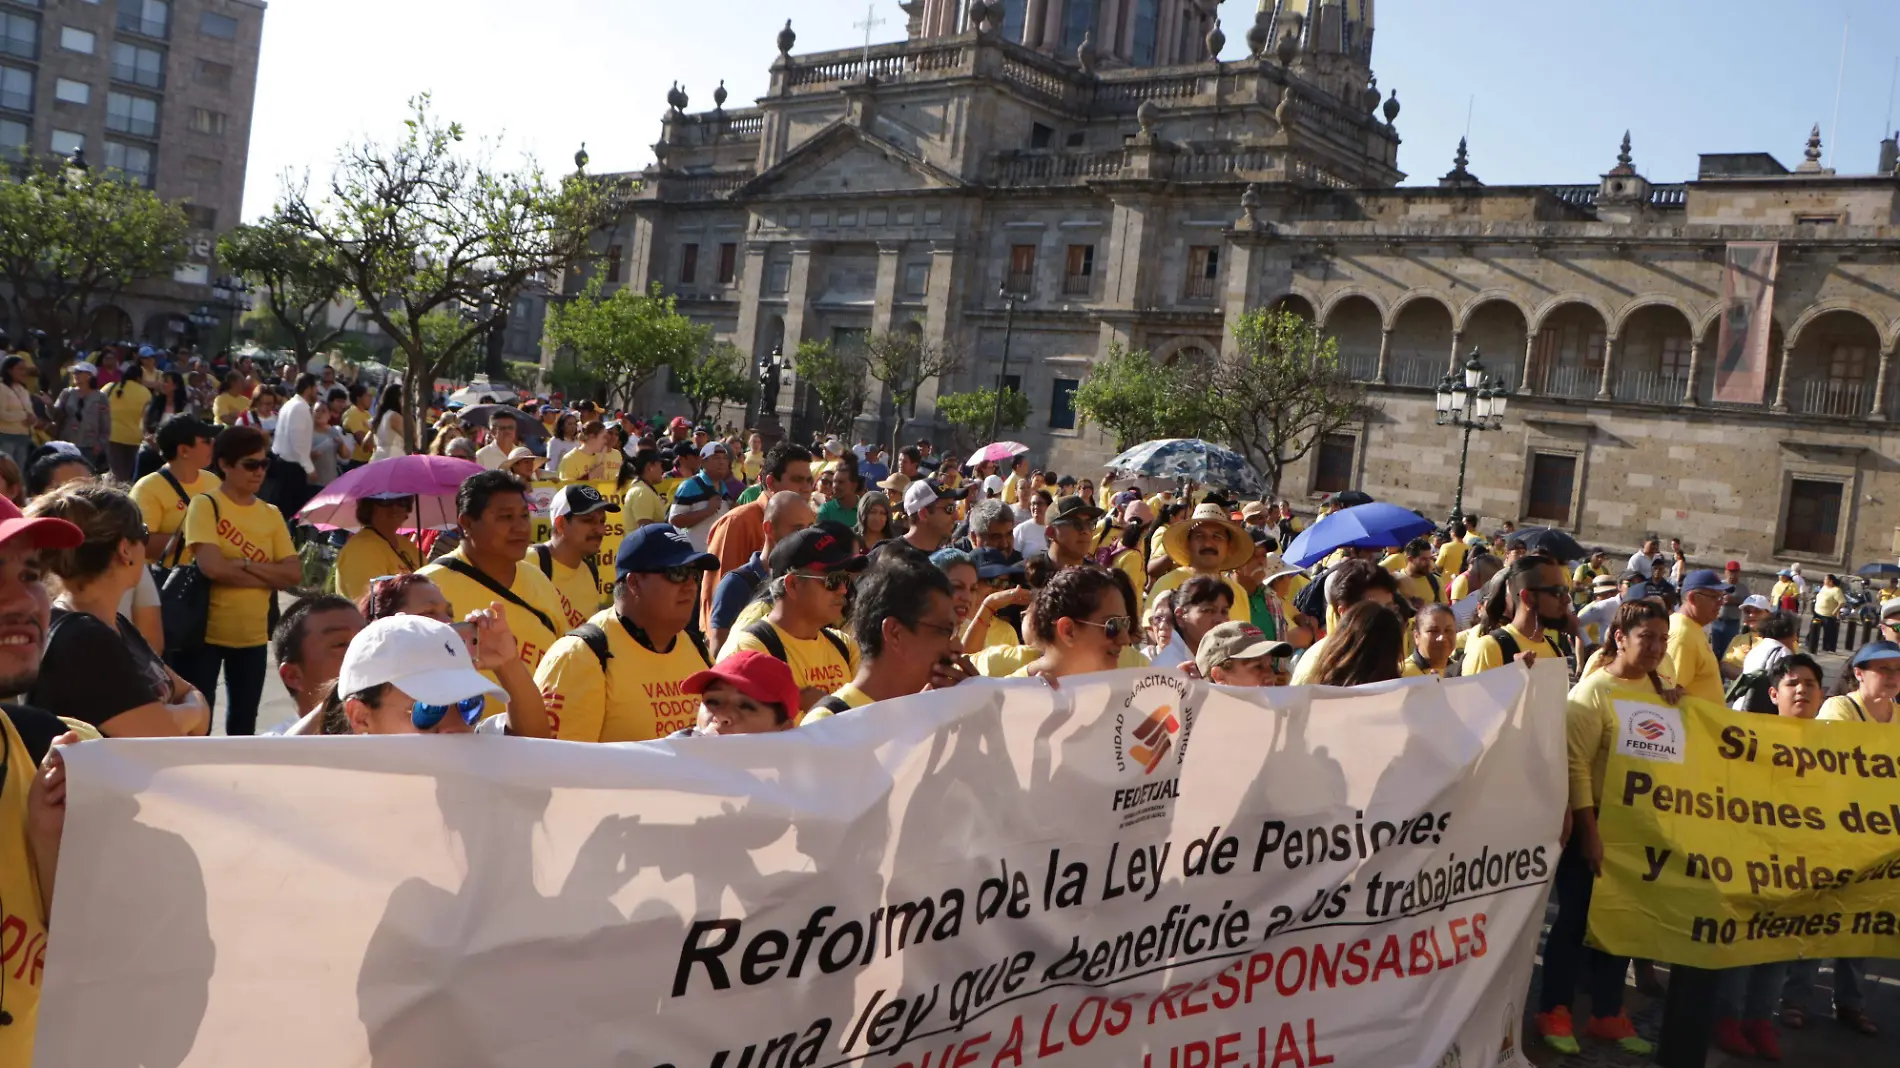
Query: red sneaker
xmin=1585 ymin=1013 xmax=1655 ymax=1056
xmin=1742 ymin=1019 xmax=1782 ymax=1061
xmin=1713 ymin=1018 xmax=1757 ymax=1058
xmin=1535 ymin=1006 xmax=1580 ymax=1055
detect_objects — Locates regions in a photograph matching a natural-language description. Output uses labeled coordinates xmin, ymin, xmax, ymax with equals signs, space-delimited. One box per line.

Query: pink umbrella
xmin=967 ymin=441 xmax=1029 ymax=465
xmin=298 ymin=455 xmax=486 ymax=531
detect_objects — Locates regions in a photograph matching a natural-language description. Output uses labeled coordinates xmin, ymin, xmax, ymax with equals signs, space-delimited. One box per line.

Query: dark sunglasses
xmin=412 ymin=694 xmax=484 ymax=732
xmin=1077 ymin=615 xmax=1135 ymax=641
xmin=793 ymin=569 xmax=856 ymax=592
xmin=234 ymin=458 xmax=270 ymax=472
xmin=644 ymin=565 xmax=704 ymax=584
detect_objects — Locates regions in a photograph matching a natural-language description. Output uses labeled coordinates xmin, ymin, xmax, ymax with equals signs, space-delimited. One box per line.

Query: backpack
xmin=533 ymin=543 xmax=601 ymax=595
xmin=1293 ymin=565 xmax=1332 ymax=621
xmin=1725 ymin=670 xmax=1774 ymax=714
xmin=567 ymin=618 xmax=710 ymax=673
xmin=1444 ymin=627 xmax=1519 ymax=679
xmin=809 ymin=694 xmax=853 ymax=716
xmin=742 ymin=620 xmax=850 ymax=668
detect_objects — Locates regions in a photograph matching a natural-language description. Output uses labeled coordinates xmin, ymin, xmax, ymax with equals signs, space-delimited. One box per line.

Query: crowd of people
xmin=0 ymin=340 xmax=1892 ymax=1064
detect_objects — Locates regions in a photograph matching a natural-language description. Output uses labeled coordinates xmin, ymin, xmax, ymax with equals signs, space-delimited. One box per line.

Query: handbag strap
xmin=436 ymin=555 xmax=557 ymax=637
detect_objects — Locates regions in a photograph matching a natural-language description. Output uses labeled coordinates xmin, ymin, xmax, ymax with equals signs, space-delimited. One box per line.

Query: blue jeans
xmin=1718 ymin=962 xmax=1789 ymax=1020
xmin=1710 ymin=618 xmax=1741 ymax=659
xmin=0 ymin=432 xmax=29 ymax=470
xmin=1782 ymin=957 xmax=1865 ymax=1012
xmin=168 ymin=643 xmax=270 ymax=735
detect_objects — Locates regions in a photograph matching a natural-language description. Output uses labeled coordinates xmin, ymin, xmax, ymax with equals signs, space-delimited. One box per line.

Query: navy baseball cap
xmin=615 ymin=523 xmax=716 ymax=576
xmin=768 ymin=523 xmax=868 ymax=578
xmin=1850 ymin=640 xmax=1900 ymax=668
xmin=970 ymin=548 xmax=1026 ymax=580
xmin=1680 ymin=569 xmax=1733 ymax=594
xmin=1620 ymin=581 xmax=1667 ymax=604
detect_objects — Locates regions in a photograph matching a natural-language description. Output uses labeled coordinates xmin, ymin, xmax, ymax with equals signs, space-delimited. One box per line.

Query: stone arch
xmin=1526 ymin=300 xmax=1610 ymax=398
xmin=1452 ymin=290 xmax=1530 ymax=333
xmin=1785 ymin=308 xmax=1883 ymax=417
xmin=88 ymin=304 xmax=134 ymax=345
xmin=1317 ymin=286 xmax=1389 ymax=326
xmin=1269 ymin=292 xmax=1316 ymax=322
xmin=1386 ymin=287 xmax=1458 ymax=331
xmin=1787 ymin=300 xmax=1893 ymax=354
xmin=1459 ymin=298 xmax=1529 ymax=392
xmin=1320 ymin=294 xmax=1384 ymax=381
xmin=1609 ymin=295 xmax=1697 ymax=339
xmin=1611 ymin=303 xmax=1697 ymax=404
xmin=1386 ymin=293 xmax=1455 ymax=387
xmin=1527 ymin=293 xmax=1615 ymax=337
xmin=1151 ymin=334 xmax=1221 ymax=367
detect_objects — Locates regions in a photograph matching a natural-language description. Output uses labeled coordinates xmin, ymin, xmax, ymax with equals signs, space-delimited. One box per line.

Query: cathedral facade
xmin=568 ymin=0 xmax=1900 ymax=573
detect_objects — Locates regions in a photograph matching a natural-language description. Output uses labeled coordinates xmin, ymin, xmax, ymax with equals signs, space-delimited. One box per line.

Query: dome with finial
xmin=777 ymin=18 xmax=796 ymax=56
xmin=1245 ymin=14 xmax=1269 ymax=58
xmin=1205 ymin=20 xmax=1224 ymax=60
xmin=666 ymin=81 xmax=686 ymax=112
xmin=713 ymin=80 xmax=728 ymax=109
xmin=1438 ymin=136 xmax=1480 ymax=187
xmin=1275 ymin=12 xmax=1301 ymax=64
xmin=1607 ymin=130 xmax=1636 ymax=176
xmin=1381 ymin=89 xmax=1399 ymax=125
xmin=574 ymin=143 xmax=589 ymax=171
xmin=1361 ymin=73 xmax=1381 ymax=115
xmin=1795 ymin=122 xmax=1830 ymax=173
xmin=1136 ymin=98 xmax=1158 ymax=135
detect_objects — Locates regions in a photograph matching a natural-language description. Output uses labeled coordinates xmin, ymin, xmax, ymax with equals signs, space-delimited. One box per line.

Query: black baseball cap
xmin=550 ymin=484 xmax=621 ymax=521
xmin=768 ymin=523 xmax=869 ymax=578
xmin=970 ymin=548 xmax=1026 ymax=580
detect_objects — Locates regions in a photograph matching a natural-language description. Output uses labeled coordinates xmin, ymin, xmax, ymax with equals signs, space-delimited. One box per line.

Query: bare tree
xmin=862 ymin=327 xmax=960 ymax=455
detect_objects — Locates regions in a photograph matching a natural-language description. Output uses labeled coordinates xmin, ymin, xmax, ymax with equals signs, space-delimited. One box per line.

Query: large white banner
xmin=36 ymin=663 xmax=1568 ymax=1068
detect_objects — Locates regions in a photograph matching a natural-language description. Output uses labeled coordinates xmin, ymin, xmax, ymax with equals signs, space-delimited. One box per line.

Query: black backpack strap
xmin=742 ymin=620 xmax=788 ymax=662
xmin=822 ymin=628 xmax=851 ymax=666
xmin=436 ymin=555 xmax=558 ymax=637
xmin=568 ymin=622 xmax=611 ymax=672
xmin=1426 ymin=573 xmax=1441 ymax=602
xmin=1486 ymin=627 xmax=1520 ymax=664
xmin=156 ymin=468 xmax=193 ymax=567
xmin=584 ymin=556 xmax=601 ymax=593
xmin=683 ymin=627 xmax=709 ymax=665
xmin=811 ymin=694 xmax=851 ymax=716
xmin=533 ymin=543 xmax=553 ymax=579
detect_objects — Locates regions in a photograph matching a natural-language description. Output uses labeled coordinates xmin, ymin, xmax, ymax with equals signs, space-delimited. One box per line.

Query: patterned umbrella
xmin=1104 ymin=439 xmax=1267 ymax=497
xmin=298 ymin=454 xmax=485 ymax=531
xmin=968 ymin=441 xmax=1030 ymax=465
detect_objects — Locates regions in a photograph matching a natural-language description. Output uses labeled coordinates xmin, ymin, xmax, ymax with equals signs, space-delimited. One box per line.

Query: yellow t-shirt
xmin=1289 ymin=632 xmax=1332 ymax=685
xmin=740 ymin=450 xmax=764 ymax=483
xmin=1463 ymin=621 xmax=1568 ymax=676
xmin=525 ymin=545 xmax=604 ymax=629
xmin=0 ymin=712 xmax=47 ymax=1067
xmin=417 ymin=549 xmax=571 ymax=677
xmin=1394 ymin=569 xmax=1445 ymax=606
xmin=342 ymin=405 xmax=374 ymax=461
xmin=1108 ymin=547 xmax=1147 ymax=598
xmin=1002 ymin=472 xmax=1022 ymax=506
xmin=1449 ymin=572 xmax=1472 ymax=602
xmin=1567 ymin=672 xmax=1721 ymax=810
xmin=1378 ymin=552 xmax=1407 ymax=572
xmin=558 ymin=447 xmax=611 ymax=482
xmin=107 ymin=378 xmax=151 ymax=445
xmin=802 ymin=681 xmax=876 ymax=723
xmin=212 ymin=391 xmax=248 ymax=426
xmin=1144 ymin=566 xmax=1248 ymax=621
xmin=623 ymin=480 xmax=668 ymax=527
xmin=1817 ymin=695 xmax=1893 ymax=724
xmin=1661 ymin=611 xmax=1724 ymax=705
xmin=975 ymin=643 xmax=1149 ymax=677
xmin=335 ymin=529 xmax=420 ymax=605
xmin=130 ymin=466 xmax=220 ymax=550
xmin=1434 ymin=539 xmax=1468 ymax=578
xmin=534 ymin=610 xmax=710 ymax=742
xmin=1813 ymin=586 xmax=1844 ymax=618
xmin=720 ymin=620 xmax=860 ymax=695
xmin=972 ymin=614 xmax=1021 ymax=652
xmin=1399 ymin=654 xmax=1442 ymax=678
xmin=184 ymin=490 xmax=295 ymax=648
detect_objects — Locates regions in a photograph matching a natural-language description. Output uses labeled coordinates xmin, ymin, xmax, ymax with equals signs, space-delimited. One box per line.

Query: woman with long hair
xmin=212 ymin=369 xmax=250 ymax=426
xmin=143 ymin=371 xmax=190 ymax=436
xmin=856 ymin=490 xmax=895 ymax=551
xmin=544 ymin=412 xmax=580 ymax=470
xmin=1014 ymin=566 xmax=1135 ymax=680
xmin=25 ymin=480 xmax=210 ymax=736
xmin=1307 ymin=601 xmax=1405 ymax=687
xmin=371 ymin=384 xmax=407 ymax=460
xmin=0 ymin=354 xmax=36 ymax=468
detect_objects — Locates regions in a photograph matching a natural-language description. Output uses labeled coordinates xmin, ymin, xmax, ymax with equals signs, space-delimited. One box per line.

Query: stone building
xmin=572 ymin=0 xmax=1900 ymax=572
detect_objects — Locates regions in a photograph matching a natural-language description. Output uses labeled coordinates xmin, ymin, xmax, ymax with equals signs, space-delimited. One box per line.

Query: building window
xmin=1660 ymin=336 xmax=1692 ymax=380
xmin=1001 ymin=373 xmax=1022 ymax=396
xmin=678 ymin=243 xmax=698 ymax=285
xmin=1782 ymin=478 xmax=1843 ymax=556
xmin=0 ymin=64 xmax=32 ymax=112
xmin=1029 ymin=122 xmax=1053 ymax=149
xmin=104 ymin=139 xmax=151 ymax=185
xmin=198 ymin=10 xmax=236 ymax=38
xmin=717 ymin=242 xmax=737 ymax=284
xmin=1185 ymin=245 xmax=1220 ymax=300
xmin=0 ymin=117 xmax=25 ymax=155
xmin=1525 ymin=453 xmax=1578 ymax=524
xmin=1063 ymin=244 xmax=1093 ymax=295
xmin=999 ymin=0 xmax=1026 ymax=42
xmin=1131 ymin=0 xmax=1160 ymax=65
xmin=903 ymin=262 xmax=929 ymax=297
xmin=0 ymin=13 xmax=36 ymax=61
xmin=106 ymin=91 xmax=159 ymax=136
xmin=1060 ymin=0 xmax=1094 ymax=52
xmin=1312 ymin=433 xmax=1356 ymax=494
xmin=188 ymin=107 xmax=226 ymax=135
xmin=54 ymin=78 xmax=89 ymax=105
xmin=112 ymin=42 xmax=165 ymax=88
xmin=1006 ymin=243 xmax=1035 ymax=295
xmin=59 ymin=26 xmax=95 ymax=53
xmin=1049 ymin=377 xmax=1079 ymax=430
xmin=115 ymin=0 xmax=168 ymax=38
xmin=182 ymin=203 xmax=215 ymax=229
xmin=766 ymin=260 xmax=790 ymax=294
xmin=183 ymin=154 xmax=221 ymax=182
xmin=194 ymin=58 xmax=230 ymax=88
xmin=49 ymin=128 xmax=82 ymax=155
xmin=1827 ymin=344 xmax=1869 ymax=386
xmin=603 ymin=244 xmax=622 ymax=284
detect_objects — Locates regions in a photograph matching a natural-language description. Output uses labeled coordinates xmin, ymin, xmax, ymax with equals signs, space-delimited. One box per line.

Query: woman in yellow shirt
xmin=334 ymin=495 xmax=421 ymax=604
xmin=1011 ymin=567 xmax=1135 ymax=680
xmin=1817 ymin=640 xmax=1900 ymax=724
xmin=1807 ymin=574 xmax=1844 ymax=653
xmin=174 ymin=426 xmax=302 ymax=735
xmin=212 ymin=371 xmax=250 ymax=427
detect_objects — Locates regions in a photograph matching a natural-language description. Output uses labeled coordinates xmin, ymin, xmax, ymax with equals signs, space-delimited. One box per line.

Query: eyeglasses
xmin=412 ymin=694 xmax=484 ymax=732
xmin=910 ymin=618 xmax=960 ymax=639
xmin=1076 ymin=615 xmax=1135 ymax=642
xmin=644 ymin=565 xmax=704 ymax=584
xmin=793 ymin=570 xmax=855 ymax=592
xmin=235 ymin=458 xmax=270 ymax=472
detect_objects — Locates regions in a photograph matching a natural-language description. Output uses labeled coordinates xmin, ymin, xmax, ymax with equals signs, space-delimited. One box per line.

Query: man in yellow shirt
xmin=1392 ymin=537 xmax=1444 ymax=608
xmin=129 ymin=415 xmax=219 ymax=564
xmin=527 ymin=484 xmax=619 ymax=627
xmin=1663 ymin=569 xmax=1730 ymax=704
xmin=1145 ymin=503 xmax=1251 ymax=619
xmin=1001 ymin=454 xmax=1029 ymax=508
xmin=1462 ymin=554 xmax=1574 ymax=676
xmin=1434 ymin=520 xmax=1469 ymax=578
xmin=417 ymin=471 xmax=572 ymax=679
xmin=557 ymin=420 xmax=615 ymax=482
xmin=808 ymin=554 xmax=966 ymax=720
xmin=532 ymin=523 xmax=715 ymax=742
xmin=103 ymin=371 xmax=151 ymax=482
xmin=623 ymin=447 xmax=669 ymax=529
xmin=342 ymin=384 xmax=375 ymax=464
xmin=719 ymin=525 xmax=865 ymax=712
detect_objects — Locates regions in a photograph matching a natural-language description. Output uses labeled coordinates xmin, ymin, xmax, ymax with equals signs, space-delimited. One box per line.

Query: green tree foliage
xmin=542 ymin=278 xmax=709 ymax=412
xmin=277 ymin=95 xmax=613 ymax=450
xmin=791 ymin=339 xmax=867 ymax=437
xmin=0 ymin=154 xmax=188 ymax=353
xmin=217 ymin=218 xmax=352 ymax=365
xmin=674 ymin=341 xmax=754 ymax=426
xmin=935 ymin=387 xmax=1028 ymax=453
xmin=1199 ymin=309 xmax=1375 ymax=495
xmin=1071 ymin=343 xmax=1205 ymax=451
xmin=862 ymin=328 xmax=960 ymax=454
xmin=387 ymin=309 xmax=485 ymax=383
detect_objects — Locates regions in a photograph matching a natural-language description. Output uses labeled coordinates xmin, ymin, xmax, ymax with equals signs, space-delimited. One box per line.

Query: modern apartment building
xmin=0 ymin=0 xmax=264 ymax=344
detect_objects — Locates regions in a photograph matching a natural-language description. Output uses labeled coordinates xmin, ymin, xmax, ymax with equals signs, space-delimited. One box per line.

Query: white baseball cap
xmin=1741 ymin=594 xmax=1774 ymax=612
xmin=903 ymin=478 xmax=967 ymax=515
xmin=337 ymin=615 xmax=506 ymax=706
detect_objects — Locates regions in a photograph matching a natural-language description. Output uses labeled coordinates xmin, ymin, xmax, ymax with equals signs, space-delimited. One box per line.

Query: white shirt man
xmin=272 ymin=379 xmax=317 ymax=476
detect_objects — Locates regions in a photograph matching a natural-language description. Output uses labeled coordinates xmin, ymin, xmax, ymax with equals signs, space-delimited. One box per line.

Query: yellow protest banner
xmin=525 ymin=478 xmax=623 ymax=612
xmin=1589 ymin=699 xmax=1900 ymax=966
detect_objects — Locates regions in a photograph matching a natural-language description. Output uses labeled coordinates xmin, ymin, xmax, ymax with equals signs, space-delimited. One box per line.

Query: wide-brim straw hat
xmin=1161 ymin=503 xmax=1254 ymax=571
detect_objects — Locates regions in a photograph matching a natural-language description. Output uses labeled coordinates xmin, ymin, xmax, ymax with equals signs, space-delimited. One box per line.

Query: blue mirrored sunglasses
xmin=412 ymin=694 xmax=485 ymax=732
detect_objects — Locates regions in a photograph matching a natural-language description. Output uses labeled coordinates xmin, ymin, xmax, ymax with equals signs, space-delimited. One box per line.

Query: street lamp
xmin=986 ymin=283 xmax=1019 ymax=444
xmin=187 ymin=304 xmax=216 ymax=345
xmin=209 ymin=274 xmax=253 ymax=355
xmin=1433 ymin=349 xmax=1508 ymax=525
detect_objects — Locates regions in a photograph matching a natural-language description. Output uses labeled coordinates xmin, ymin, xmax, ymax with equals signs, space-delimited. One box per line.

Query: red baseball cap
xmin=0 ymin=496 xmax=82 ymax=551
xmin=683 ymin=651 xmax=802 ymax=721
xmin=668 ymin=416 xmax=691 ymax=431
xmin=1725 ymin=560 xmax=1741 ymax=571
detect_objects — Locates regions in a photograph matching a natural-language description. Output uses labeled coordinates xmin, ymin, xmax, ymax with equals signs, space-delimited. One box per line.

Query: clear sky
xmin=243 ymin=0 xmax=1900 ymax=220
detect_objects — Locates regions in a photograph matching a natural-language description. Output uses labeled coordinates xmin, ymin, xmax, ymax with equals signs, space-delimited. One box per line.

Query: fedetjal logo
xmin=1614 ymin=701 xmax=1685 ymax=764
xmin=1110 ymin=673 xmax=1197 ymax=827
xmin=1129 ymin=703 xmax=1180 ymax=775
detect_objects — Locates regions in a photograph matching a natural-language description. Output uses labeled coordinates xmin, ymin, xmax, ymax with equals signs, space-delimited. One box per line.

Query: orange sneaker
xmin=1585 ymin=1012 xmax=1655 ymax=1056
xmin=1742 ymin=1020 xmax=1782 ymax=1061
xmin=1713 ymin=1018 xmax=1756 ymax=1058
xmin=1535 ymin=1006 xmax=1580 ymax=1055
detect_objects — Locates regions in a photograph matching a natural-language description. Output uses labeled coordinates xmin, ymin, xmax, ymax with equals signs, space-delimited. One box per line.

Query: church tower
xmin=914 ymin=0 xmax=1238 ymax=68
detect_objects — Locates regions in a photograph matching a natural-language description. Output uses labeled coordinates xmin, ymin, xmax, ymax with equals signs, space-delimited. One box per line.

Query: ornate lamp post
xmin=986 ymin=283 xmax=1019 ymax=444
xmin=187 ymin=304 xmax=216 ymax=346
xmin=1433 ymin=349 xmax=1507 ymax=525
xmin=209 ymin=275 xmax=253 ymax=354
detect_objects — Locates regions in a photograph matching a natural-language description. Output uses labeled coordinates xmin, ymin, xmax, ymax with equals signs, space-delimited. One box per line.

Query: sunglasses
xmin=412 ymin=694 xmax=485 ymax=732
xmin=234 ymin=458 xmax=270 ymax=472
xmin=1077 ymin=615 xmax=1135 ymax=642
xmin=793 ymin=569 xmax=856 ymax=592
xmin=643 ymin=565 xmax=704 ymax=584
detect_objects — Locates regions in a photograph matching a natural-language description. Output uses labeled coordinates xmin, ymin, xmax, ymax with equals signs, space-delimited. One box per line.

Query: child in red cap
xmin=673 ymin=650 xmax=803 ymax=737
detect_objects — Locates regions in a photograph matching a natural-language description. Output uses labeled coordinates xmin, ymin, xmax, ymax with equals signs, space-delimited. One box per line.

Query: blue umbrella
xmin=1856 ymin=562 xmax=1900 ymax=577
xmin=1285 ymin=502 xmax=1435 ymax=568
xmin=1104 ymin=438 xmax=1266 ymax=497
